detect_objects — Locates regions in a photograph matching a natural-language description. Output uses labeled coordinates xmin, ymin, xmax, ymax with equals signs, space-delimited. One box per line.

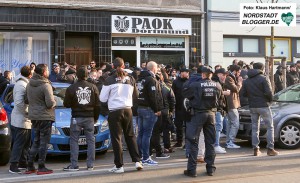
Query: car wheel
xmin=278 ymin=121 xmax=300 ymax=149
xmin=0 ymin=151 xmax=10 ymax=166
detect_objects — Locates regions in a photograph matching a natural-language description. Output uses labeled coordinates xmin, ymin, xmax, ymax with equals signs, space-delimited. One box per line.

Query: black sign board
xmin=112 ymin=37 xmax=136 ymax=46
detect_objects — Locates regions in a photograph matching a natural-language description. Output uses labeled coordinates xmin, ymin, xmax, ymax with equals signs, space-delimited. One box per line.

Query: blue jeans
xmin=137 ymin=107 xmax=157 ymax=160
xmin=132 ymin=116 xmax=138 ymax=136
xmin=215 ymin=112 xmax=223 ymax=146
xmin=250 ymin=107 xmax=274 ymax=149
xmin=222 ymin=116 xmax=228 ymax=134
xmin=226 ymin=109 xmax=240 ymax=144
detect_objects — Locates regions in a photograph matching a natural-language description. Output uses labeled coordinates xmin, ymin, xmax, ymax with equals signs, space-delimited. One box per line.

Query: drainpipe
xmin=204 ymin=0 xmax=209 ymax=65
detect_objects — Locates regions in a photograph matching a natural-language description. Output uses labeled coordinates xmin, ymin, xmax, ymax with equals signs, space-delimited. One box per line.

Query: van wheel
xmin=278 ymin=121 xmax=300 ymax=149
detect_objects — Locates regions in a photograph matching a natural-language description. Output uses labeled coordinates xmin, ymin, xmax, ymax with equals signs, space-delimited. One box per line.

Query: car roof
xmin=52 ymin=82 xmax=71 ymax=88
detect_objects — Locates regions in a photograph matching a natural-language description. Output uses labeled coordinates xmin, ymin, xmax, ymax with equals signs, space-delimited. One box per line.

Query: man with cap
xmin=241 ymin=62 xmax=279 ymax=157
xmin=49 ymin=63 xmax=67 ymax=82
xmin=287 ymin=64 xmax=299 ymax=87
xmin=213 ymin=68 xmax=230 ymax=154
xmin=182 ymin=66 xmax=222 ymax=177
xmin=172 ymin=67 xmax=190 ymax=148
xmin=274 ymin=65 xmax=284 ymax=93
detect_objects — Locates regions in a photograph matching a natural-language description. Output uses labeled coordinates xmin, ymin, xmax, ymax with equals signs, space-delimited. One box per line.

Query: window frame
xmin=265 ymin=37 xmax=292 ymax=62
xmin=223 ymin=36 xmax=264 ymax=57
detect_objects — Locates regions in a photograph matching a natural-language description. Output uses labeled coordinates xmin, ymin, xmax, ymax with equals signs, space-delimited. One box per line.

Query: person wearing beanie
xmin=63 ymin=66 xmax=101 ymax=171
xmin=241 ymin=62 xmax=279 ymax=157
xmin=287 ymin=64 xmax=299 ymax=87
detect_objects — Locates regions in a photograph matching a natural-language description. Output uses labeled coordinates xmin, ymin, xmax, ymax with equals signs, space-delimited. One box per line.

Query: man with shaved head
xmin=137 ymin=61 xmax=164 ymax=166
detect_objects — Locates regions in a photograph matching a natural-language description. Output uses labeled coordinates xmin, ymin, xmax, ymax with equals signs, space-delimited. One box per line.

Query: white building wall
xmin=207 ymin=0 xmax=300 ymax=68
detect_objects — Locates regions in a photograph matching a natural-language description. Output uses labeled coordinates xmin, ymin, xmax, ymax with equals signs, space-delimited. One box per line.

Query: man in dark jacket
xmin=287 ymin=64 xmax=299 ymax=87
xmin=241 ymin=62 xmax=279 ymax=157
xmin=49 ymin=63 xmax=68 ymax=83
xmin=172 ymin=68 xmax=189 ymax=148
xmin=274 ymin=65 xmax=284 ymax=93
xmin=26 ymin=64 xmax=56 ymax=175
xmin=0 ymin=71 xmax=12 ymax=96
xmin=63 ymin=66 xmax=100 ymax=171
xmin=137 ymin=61 xmax=163 ymax=165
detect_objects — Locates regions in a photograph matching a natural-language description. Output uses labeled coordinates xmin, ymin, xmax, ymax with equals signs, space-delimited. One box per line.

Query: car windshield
xmin=53 ymin=87 xmax=67 ymax=107
xmin=274 ymin=84 xmax=300 ymax=103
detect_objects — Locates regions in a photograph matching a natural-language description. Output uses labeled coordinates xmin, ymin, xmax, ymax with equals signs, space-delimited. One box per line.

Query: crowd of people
xmin=1 ymin=58 xmax=300 ymax=177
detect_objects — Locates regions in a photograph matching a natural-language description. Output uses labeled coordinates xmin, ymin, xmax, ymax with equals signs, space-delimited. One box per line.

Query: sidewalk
xmin=1 ymin=141 xmax=300 ymax=183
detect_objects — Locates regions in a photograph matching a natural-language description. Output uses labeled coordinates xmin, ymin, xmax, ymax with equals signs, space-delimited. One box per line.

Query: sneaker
xmin=164 ymin=148 xmax=175 ymax=153
xmin=9 ymin=164 xmax=22 ymax=174
xmin=267 ymin=148 xmax=279 ymax=156
xmin=183 ymin=170 xmax=197 ymax=177
xmin=220 ymin=133 xmax=226 ymax=138
xmin=24 ymin=164 xmax=36 ymax=174
xmin=156 ymin=153 xmax=170 ymax=159
xmin=18 ymin=163 xmax=27 ymax=170
xmin=135 ymin=162 xmax=143 ymax=170
xmin=226 ymin=142 xmax=240 ymax=149
xmin=214 ymin=146 xmax=227 ymax=154
xmin=142 ymin=158 xmax=158 ymax=166
xmin=63 ymin=165 xmax=79 ymax=171
xmin=108 ymin=166 xmax=124 ymax=173
xmin=87 ymin=167 xmax=94 ymax=171
xmin=36 ymin=167 xmax=53 ymax=175
xmin=254 ymin=148 xmax=262 ymax=156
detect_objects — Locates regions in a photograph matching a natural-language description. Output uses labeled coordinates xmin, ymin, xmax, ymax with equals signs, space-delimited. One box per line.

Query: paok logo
xmin=281 ymin=12 xmax=294 ymax=26
xmin=114 ymin=16 xmax=129 ymax=32
xmin=76 ymin=87 xmax=91 ymax=105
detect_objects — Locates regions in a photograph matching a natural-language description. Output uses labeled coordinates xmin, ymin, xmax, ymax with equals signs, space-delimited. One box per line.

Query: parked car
xmin=1 ymin=82 xmax=111 ymax=155
xmin=237 ymin=83 xmax=300 ymax=149
xmin=0 ymin=102 xmax=11 ymax=165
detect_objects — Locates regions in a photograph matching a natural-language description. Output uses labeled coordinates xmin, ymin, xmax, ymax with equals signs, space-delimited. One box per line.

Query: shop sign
xmin=112 ymin=37 xmax=136 ymax=46
xmin=112 ymin=15 xmax=191 ymax=35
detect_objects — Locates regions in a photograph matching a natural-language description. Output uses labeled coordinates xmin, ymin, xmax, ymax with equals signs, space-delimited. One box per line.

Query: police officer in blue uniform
xmin=182 ymin=66 xmax=223 ymax=177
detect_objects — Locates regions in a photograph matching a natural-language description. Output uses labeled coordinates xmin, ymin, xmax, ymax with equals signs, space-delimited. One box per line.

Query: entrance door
xmin=112 ymin=50 xmax=136 ymax=68
xmin=65 ymin=35 xmax=93 ymax=66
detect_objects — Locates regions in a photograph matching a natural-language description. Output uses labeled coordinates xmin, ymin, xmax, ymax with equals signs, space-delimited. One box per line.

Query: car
xmin=1 ymin=82 xmax=111 ymax=155
xmin=237 ymin=83 xmax=300 ymax=149
xmin=0 ymin=102 xmax=11 ymax=165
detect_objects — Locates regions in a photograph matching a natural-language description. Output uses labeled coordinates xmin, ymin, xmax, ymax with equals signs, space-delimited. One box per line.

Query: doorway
xmin=112 ymin=50 xmax=136 ymax=68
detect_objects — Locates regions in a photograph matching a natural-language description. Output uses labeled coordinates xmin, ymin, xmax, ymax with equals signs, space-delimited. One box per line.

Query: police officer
xmin=182 ymin=66 xmax=223 ymax=177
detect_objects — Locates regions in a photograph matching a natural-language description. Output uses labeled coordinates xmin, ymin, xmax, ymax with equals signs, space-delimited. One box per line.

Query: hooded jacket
xmin=11 ymin=76 xmax=31 ymax=129
xmin=241 ymin=69 xmax=273 ymax=108
xmin=27 ymin=73 xmax=56 ymax=121
xmin=137 ymin=70 xmax=163 ymax=113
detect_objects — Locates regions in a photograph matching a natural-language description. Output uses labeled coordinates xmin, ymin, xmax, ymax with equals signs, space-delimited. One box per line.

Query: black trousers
xmin=108 ymin=108 xmax=140 ymax=168
xmin=186 ymin=112 xmax=216 ymax=174
xmin=9 ymin=126 xmax=31 ymax=164
xmin=161 ymin=110 xmax=171 ymax=149
xmin=28 ymin=120 xmax=52 ymax=166
xmin=174 ymin=110 xmax=185 ymax=143
xmin=150 ymin=115 xmax=163 ymax=155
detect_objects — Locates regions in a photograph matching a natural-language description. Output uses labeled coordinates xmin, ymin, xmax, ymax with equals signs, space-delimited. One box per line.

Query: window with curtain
xmin=242 ymin=38 xmax=259 ymax=53
xmin=223 ymin=38 xmax=239 ymax=52
xmin=0 ymin=32 xmax=50 ymax=77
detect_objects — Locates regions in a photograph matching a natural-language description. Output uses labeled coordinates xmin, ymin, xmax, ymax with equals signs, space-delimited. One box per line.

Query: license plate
xmin=78 ymin=138 xmax=87 ymax=145
xmin=239 ymin=124 xmax=244 ymax=130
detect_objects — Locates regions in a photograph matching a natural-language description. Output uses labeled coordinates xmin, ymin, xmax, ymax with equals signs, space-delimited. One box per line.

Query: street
xmin=1 ymin=140 xmax=300 ymax=183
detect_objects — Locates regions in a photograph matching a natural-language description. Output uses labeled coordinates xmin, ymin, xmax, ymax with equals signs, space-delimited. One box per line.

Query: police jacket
xmin=287 ymin=71 xmax=299 ymax=87
xmin=137 ymin=70 xmax=163 ymax=113
xmin=100 ymin=71 xmax=138 ymax=111
xmin=183 ymin=78 xmax=222 ymax=112
xmin=241 ymin=69 xmax=273 ymax=108
xmin=64 ymin=80 xmax=100 ymax=120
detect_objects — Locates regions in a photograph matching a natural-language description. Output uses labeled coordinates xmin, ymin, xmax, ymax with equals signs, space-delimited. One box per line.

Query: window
xmin=266 ymin=38 xmax=291 ymax=61
xmin=0 ymin=32 xmax=50 ymax=76
xmin=297 ymin=40 xmax=300 ymax=53
xmin=243 ymin=38 xmax=259 ymax=53
xmin=223 ymin=38 xmax=239 ymax=52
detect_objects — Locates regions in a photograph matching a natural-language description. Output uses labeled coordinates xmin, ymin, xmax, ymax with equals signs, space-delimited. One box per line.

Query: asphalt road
xmin=1 ymin=140 xmax=300 ymax=183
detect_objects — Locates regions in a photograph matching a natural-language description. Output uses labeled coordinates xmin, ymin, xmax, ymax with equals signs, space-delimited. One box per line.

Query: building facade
xmin=0 ymin=0 xmax=202 ymax=75
xmin=207 ymin=0 xmax=300 ymax=67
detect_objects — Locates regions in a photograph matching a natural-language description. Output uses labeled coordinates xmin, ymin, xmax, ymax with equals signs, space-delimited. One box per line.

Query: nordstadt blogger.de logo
xmin=240 ymin=3 xmax=296 ymax=27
